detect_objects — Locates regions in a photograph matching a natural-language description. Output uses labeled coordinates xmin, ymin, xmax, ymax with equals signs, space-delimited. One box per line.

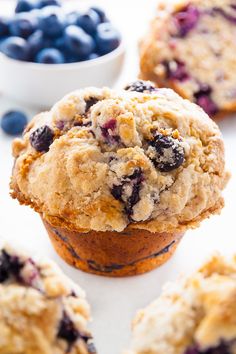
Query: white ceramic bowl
xmin=0 ymin=42 xmax=125 ymax=109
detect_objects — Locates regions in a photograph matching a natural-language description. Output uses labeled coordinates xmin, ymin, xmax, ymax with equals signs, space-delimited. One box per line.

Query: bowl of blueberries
xmin=0 ymin=0 xmax=125 ymax=108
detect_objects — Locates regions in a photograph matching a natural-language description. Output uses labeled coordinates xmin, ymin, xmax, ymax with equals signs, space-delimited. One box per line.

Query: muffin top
xmin=11 ymin=82 xmax=229 ymax=233
xmin=0 ymin=240 xmax=94 ymax=354
xmin=126 ymin=254 xmax=236 ymax=354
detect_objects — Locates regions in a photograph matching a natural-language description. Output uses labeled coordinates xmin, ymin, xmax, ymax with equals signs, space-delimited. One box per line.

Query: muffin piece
xmin=139 ymin=0 xmax=236 ymax=119
xmin=10 ymin=84 xmax=229 ymax=276
xmin=126 ymin=254 xmax=236 ymax=354
xmin=0 ymin=240 xmax=95 ymax=354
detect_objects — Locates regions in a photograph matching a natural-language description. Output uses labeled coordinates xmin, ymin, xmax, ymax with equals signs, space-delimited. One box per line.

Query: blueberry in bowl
xmin=0 ymin=1 xmax=125 ymax=107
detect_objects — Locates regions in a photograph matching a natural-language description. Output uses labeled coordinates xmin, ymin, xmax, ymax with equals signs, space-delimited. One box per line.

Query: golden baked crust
xmin=139 ymin=0 xmax=236 ymax=119
xmin=42 ymin=217 xmax=184 ymax=277
xmin=0 ymin=240 xmax=94 ymax=354
xmin=126 ymin=254 xmax=236 ymax=354
xmin=11 ymin=86 xmax=229 ymax=233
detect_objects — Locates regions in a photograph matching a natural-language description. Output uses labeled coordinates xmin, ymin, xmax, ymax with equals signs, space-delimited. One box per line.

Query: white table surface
xmin=1 ymin=1 xmax=236 ymax=354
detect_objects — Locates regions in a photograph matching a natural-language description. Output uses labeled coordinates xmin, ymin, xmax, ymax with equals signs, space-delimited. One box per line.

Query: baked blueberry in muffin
xmin=140 ymin=0 xmax=236 ymax=118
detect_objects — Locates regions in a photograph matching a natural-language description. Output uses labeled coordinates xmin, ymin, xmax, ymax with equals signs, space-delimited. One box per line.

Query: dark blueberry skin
xmin=0 ymin=251 xmax=23 ymax=283
xmin=0 ymin=36 xmax=30 ymax=61
xmin=174 ymin=5 xmax=200 ymax=37
xmin=9 ymin=13 xmax=38 ymax=39
xmin=38 ymin=0 xmax=61 ymax=8
xmin=124 ymin=80 xmax=157 ymax=93
xmin=36 ymin=47 xmax=65 ymax=64
xmin=15 ymin=0 xmax=37 ymax=13
xmin=77 ymin=9 xmax=100 ymax=35
xmin=185 ymin=342 xmax=232 ymax=354
xmin=163 ymin=60 xmax=189 ymax=82
xmin=149 ymin=133 xmax=185 ymax=172
xmin=38 ymin=6 xmax=65 ymax=38
xmin=57 ymin=311 xmax=80 ymax=350
xmin=88 ymin=53 xmax=99 ymax=60
xmin=1 ymin=110 xmax=28 ymax=135
xmin=66 ymin=11 xmax=80 ymax=26
xmin=0 ymin=17 xmax=9 ymax=37
xmin=95 ymin=22 xmax=121 ymax=55
xmin=30 ymin=125 xmax=54 ymax=152
xmin=64 ymin=25 xmax=95 ymax=58
xmin=194 ymin=84 xmax=218 ymax=117
xmin=28 ymin=30 xmax=46 ymax=56
xmin=85 ymin=97 xmax=99 ymax=112
xmin=111 ymin=168 xmax=144 ymax=218
xmin=90 ymin=6 xmax=107 ymax=23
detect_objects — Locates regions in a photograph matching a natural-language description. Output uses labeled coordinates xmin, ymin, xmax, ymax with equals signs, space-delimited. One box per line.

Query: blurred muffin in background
xmin=0 ymin=240 xmax=95 ymax=354
xmin=126 ymin=253 xmax=236 ymax=354
xmin=140 ymin=0 xmax=236 ymax=119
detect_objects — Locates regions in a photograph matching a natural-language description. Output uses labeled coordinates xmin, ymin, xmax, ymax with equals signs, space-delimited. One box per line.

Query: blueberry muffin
xmin=10 ymin=82 xmax=229 ymax=276
xmin=126 ymin=254 xmax=236 ymax=354
xmin=139 ymin=0 xmax=236 ymax=119
xmin=0 ymin=240 xmax=95 ymax=354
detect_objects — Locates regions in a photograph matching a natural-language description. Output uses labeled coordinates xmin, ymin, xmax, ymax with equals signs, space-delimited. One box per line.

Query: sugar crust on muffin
xmin=126 ymin=253 xmax=236 ymax=354
xmin=0 ymin=240 xmax=94 ymax=354
xmin=11 ymin=85 xmax=229 ymax=233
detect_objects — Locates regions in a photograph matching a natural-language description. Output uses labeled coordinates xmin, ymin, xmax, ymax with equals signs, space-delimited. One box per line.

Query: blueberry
xmin=1 ymin=36 xmax=30 ymax=61
xmin=36 ymin=48 xmax=65 ymax=64
xmin=38 ymin=6 xmax=65 ymax=38
xmin=15 ymin=0 xmax=37 ymax=13
xmin=37 ymin=0 xmax=61 ymax=8
xmin=77 ymin=9 xmax=100 ymax=35
xmin=58 ymin=311 xmax=79 ymax=350
xmin=64 ymin=25 xmax=95 ymax=58
xmin=174 ymin=5 xmax=200 ymax=37
xmin=30 ymin=125 xmax=54 ymax=152
xmin=124 ymin=80 xmax=157 ymax=93
xmin=1 ymin=36 xmax=31 ymax=61
xmin=0 ymin=251 xmax=23 ymax=283
xmin=163 ymin=60 xmax=189 ymax=81
xmin=194 ymin=84 xmax=218 ymax=116
xmin=148 ymin=133 xmax=185 ymax=172
xmin=100 ymin=119 xmax=120 ymax=144
xmin=85 ymin=97 xmax=99 ymax=112
xmin=9 ymin=13 xmax=38 ymax=39
xmin=66 ymin=11 xmax=80 ymax=26
xmin=0 ymin=17 xmax=9 ymax=37
xmin=184 ymin=342 xmax=231 ymax=354
xmin=0 ymin=251 xmax=10 ymax=282
xmin=88 ymin=52 xmax=99 ymax=60
xmin=95 ymin=22 xmax=120 ymax=55
xmin=1 ymin=110 xmax=28 ymax=135
xmin=111 ymin=168 xmax=144 ymax=218
xmin=27 ymin=30 xmax=46 ymax=57
xmin=90 ymin=6 xmax=107 ymax=23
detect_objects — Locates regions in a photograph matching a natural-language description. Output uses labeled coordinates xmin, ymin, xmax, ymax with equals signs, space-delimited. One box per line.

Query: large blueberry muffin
xmin=0 ymin=240 xmax=95 ymax=354
xmin=126 ymin=254 xmax=236 ymax=354
xmin=10 ymin=83 xmax=229 ymax=276
xmin=139 ymin=0 xmax=236 ymax=119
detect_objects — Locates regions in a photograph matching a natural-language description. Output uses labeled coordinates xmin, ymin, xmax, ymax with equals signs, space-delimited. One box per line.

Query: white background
xmin=0 ymin=1 xmax=236 ymax=354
